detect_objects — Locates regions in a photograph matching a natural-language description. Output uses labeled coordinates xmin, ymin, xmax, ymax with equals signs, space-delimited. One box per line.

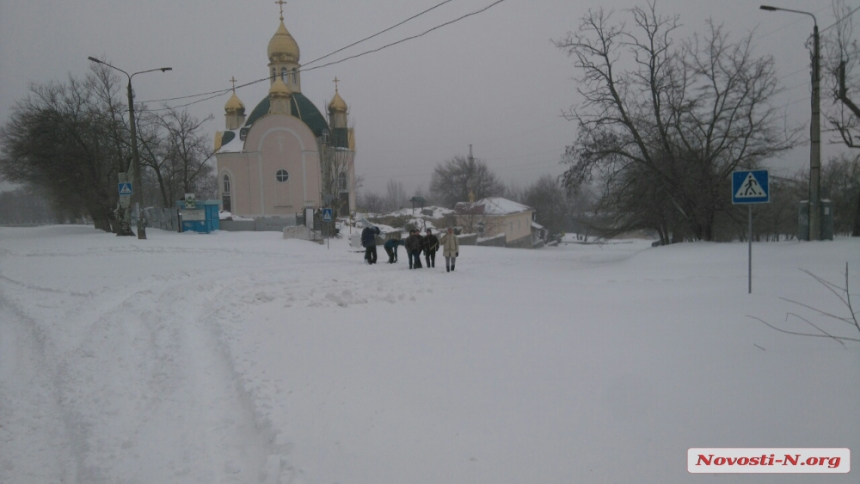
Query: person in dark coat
xmin=383 ymin=238 xmax=405 ymax=263
xmin=404 ymin=229 xmax=424 ymax=269
xmin=422 ymin=228 xmax=439 ymax=268
xmin=361 ymin=225 xmax=381 ymax=264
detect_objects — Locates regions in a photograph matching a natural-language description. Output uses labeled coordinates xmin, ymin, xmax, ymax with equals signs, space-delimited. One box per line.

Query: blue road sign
xmin=322 ymin=208 xmax=333 ymax=222
xmin=732 ymin=170 xmax=769 ymax=204
xmin=118 ymin=183 xmax=133 ymax=196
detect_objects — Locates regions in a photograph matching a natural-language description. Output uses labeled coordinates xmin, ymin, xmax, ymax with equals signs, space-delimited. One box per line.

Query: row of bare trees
xmin=551 ymin=1 xmax=860 ymax=241
xmin=0 ymin=63 xmax=214 ymax=232
xmin=357 ymin=152 xmax=594 ymax=237
xmin=356 ymin=1 xmax=860 ymax=242
xmin=555 ymin=2 xmax=799 ymax=243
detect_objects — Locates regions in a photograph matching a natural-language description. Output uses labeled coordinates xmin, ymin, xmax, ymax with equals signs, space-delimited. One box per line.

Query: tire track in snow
xmin=0 ymin=281 xmax=79 ymax=483
xmin=1 ymin=255 xmax=296 ymax=483
xmin=55 ymin=270 xmax=293 ymax=483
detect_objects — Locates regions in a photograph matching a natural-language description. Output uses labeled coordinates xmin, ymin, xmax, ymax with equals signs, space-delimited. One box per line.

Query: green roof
xmin=243 ymin=92 xmax=329 ymax=138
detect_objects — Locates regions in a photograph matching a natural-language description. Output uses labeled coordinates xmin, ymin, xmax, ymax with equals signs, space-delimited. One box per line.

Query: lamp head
xmin=87 ymin=56 xmax=102 ymax=64
xmin=760 ymin=5 xmax=778 ymax=11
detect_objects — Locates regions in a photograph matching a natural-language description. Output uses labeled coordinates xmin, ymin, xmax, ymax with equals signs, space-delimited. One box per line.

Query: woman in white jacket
xmin=439 ymin=227 xmax=460 ymax=272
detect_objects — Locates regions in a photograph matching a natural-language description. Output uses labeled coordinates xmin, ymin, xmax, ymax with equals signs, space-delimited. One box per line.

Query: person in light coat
xmin=439 ymin=227 xmax=460 ymax=272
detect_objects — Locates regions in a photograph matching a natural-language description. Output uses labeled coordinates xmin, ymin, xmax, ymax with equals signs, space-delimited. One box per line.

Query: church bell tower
xmin=268 ymin=0 xmax=302 ymax=93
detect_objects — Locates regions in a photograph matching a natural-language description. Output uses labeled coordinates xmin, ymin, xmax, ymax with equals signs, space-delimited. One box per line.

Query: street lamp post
xmin=87 ymin=57 xmax=171 ymax=239
xmin=760 ymin=6 xmax=821 ymax=241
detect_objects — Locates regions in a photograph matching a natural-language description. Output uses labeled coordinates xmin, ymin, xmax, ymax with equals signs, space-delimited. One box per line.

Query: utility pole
xmin=760 ymin=6 xmax=821 ymax=241
xmin=468 ymin=144 xmax=475 ymax=203
xmin=87 ymin=57 xmax=171 ymax=239
xmin=810 ymin=22 xmax=821 ymax=241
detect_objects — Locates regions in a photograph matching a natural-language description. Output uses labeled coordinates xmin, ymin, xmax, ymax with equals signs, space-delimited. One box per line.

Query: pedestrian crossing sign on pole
xmin=118 ymin=183 xmax=133 ymax=196
xmin=322 ymin=208 xmax=333 ymax=222
xmin=732 ymin=170 xmax=769 ymax=204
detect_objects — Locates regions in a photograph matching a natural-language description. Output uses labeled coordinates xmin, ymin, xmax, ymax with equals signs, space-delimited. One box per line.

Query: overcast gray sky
xmin=0 ymin=0 xmax=844 ymax=197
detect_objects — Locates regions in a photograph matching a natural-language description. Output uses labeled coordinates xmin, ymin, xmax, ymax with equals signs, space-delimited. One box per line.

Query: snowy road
xmin=0 ymin=226 xmax=857 ymax=483
xmin=0 ymin=230 xmax=292 ymax=483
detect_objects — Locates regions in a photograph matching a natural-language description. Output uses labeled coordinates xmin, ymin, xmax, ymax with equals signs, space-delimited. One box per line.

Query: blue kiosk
xmin=177 ymin=198 xmax=220 ymax=233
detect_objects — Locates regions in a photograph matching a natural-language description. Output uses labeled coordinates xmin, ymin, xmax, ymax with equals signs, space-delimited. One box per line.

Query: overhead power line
xmin=143 ymin=0 xmax=506 ymax=108
xmin=303 ymin=0 xmax=455 ymax=67
xmin=822 ymin=3 xmax=860 ymax=33
xmin=301 ymin=0 xmax=507 ymax=74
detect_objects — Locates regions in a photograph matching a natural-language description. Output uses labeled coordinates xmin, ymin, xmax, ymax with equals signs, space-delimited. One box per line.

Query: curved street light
xmin=87 ymin=56 xmax=172 ymax=239
xmin=759 ymin=6 xmax=821 ymax=241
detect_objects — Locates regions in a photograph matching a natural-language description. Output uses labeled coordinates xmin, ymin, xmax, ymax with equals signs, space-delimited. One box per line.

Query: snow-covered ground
xmin=0 ymin=225 xmax=857 ymax=483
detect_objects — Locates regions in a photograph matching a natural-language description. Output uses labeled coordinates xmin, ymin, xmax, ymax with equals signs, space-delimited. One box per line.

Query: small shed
xmin=177 ymin=200 xmax=220 ymax=233
xmin=455 ymin=197 xmax=535 ymax=248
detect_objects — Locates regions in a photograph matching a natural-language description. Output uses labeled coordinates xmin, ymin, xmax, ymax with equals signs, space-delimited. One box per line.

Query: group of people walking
xmin=366 ymin=226 xmax=460 ymax=272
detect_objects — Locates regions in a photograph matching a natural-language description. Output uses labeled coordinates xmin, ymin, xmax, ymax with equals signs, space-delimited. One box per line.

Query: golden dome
xmin=267 ymin=20 xmax=300 ymax=63
xmin=224 ymin=92 xmax=245 ymax=113
xmin=328 ymin=91 xmax=347 ymax=113
xmin=269 ymin=77 xmax=292 ymax=98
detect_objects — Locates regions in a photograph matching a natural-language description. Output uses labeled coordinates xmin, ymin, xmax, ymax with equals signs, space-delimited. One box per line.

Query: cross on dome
xmin=275 ymin=0 xmax=286 ymax=21
xmin=333 ymin=77 xmax=340 ymax=92
xmin=229 ymin=76 xmax=237 ymax=92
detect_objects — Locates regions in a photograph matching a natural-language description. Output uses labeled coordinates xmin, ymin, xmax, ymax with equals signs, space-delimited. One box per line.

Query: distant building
xmin=455 ymin=197 xmax=542 ymax=248
xmin=214 ymin=4 xmax=356 ymax=219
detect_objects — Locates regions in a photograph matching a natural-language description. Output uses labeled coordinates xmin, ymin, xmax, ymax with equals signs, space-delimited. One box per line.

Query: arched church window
xmin=271 ymin=68 xmax=276 ymax=82
xmin=338 ymin=172 xmax=348 ymax=192
xmin=276 ymin=170 xmax=289 ymax=182
xmin=292 ymin=68 xmax=298 ymax=84
xmin=281 ymin=68 xmax=288 ymax=83
xmin=222 ymin=174 xmax=232 ymax=212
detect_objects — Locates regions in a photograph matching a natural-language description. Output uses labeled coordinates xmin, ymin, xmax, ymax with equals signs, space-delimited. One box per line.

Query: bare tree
xmin=555 ymin=2 xmax=797 ymax=242
xmin=523 ymin=175 xmax=569 ymax=236
xmin=430 ymin=155 xmax=505 ymax=208
xmin=819 ymin=154 xmax=860 ymax=236
xmin=357 ymin=192 xmax=385 ymax=213
xmin=138 ymin=107 xmax=214 ymax=208
xmin=0 ymin=65 xmax=129 ymax=233
xmin=823 ymin=0 xmax=860 ymax=235
xmin=319 ymin=126 xmax=355 ymax=218
xmin=750 ymin=264 xmax=860 ymax=345
xmin=384 ymin=179 xmax=407 ymax=211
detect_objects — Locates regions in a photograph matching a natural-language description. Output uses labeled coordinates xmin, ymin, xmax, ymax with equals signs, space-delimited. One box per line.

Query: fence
xmin=142 ymin=207 xmax=179 ymax=232
xmin=220 ymin=215 xmax=301 ymax=232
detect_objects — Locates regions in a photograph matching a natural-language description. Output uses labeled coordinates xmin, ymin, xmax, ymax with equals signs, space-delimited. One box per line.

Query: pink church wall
xmin=217 ymin=113 xmax=321 ymax=217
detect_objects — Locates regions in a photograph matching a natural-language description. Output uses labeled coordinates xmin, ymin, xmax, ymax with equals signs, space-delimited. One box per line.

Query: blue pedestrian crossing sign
xmin=732 ymin=170 xmax=769 ymax=204
xmin=118 ymin=183 xmax=133 ymax=196
xmin=322 ymin=208 xmax=333 ymax=222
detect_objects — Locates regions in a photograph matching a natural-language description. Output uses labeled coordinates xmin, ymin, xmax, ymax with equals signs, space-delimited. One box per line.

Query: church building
xmin=214 ymin=4 xmax=356 ymax=219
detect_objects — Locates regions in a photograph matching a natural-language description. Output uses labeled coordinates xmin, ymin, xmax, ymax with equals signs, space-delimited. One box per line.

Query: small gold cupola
xmin=268 ymin=77 xmax=292 ymax=115
xmin=328 ymin=77 xmax=348 ymax=129
xmin=224 ymin=76 xmax=246 ymax=130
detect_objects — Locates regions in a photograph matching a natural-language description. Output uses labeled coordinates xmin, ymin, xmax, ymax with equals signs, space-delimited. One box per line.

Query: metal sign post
xmin=732 ymin=170 xmax=770 ymax=294
xmin=322 ymin=208 xmax=333 ymax=250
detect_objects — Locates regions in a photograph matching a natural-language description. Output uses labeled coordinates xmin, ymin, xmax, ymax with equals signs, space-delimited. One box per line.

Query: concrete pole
xmin=809 ymin=24 xmax=821 ymax=241
xmin=126 ymin=79 xmax=146 ymax=239
xmin=759 ymin=7 xmax=820 ymax=241
xmin=87 ymin=58 xmax=170 ymax=239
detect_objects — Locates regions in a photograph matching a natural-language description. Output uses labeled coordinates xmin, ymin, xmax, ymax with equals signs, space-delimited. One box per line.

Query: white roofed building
xmin=455 ymin=197 xmax=541 ymax=248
